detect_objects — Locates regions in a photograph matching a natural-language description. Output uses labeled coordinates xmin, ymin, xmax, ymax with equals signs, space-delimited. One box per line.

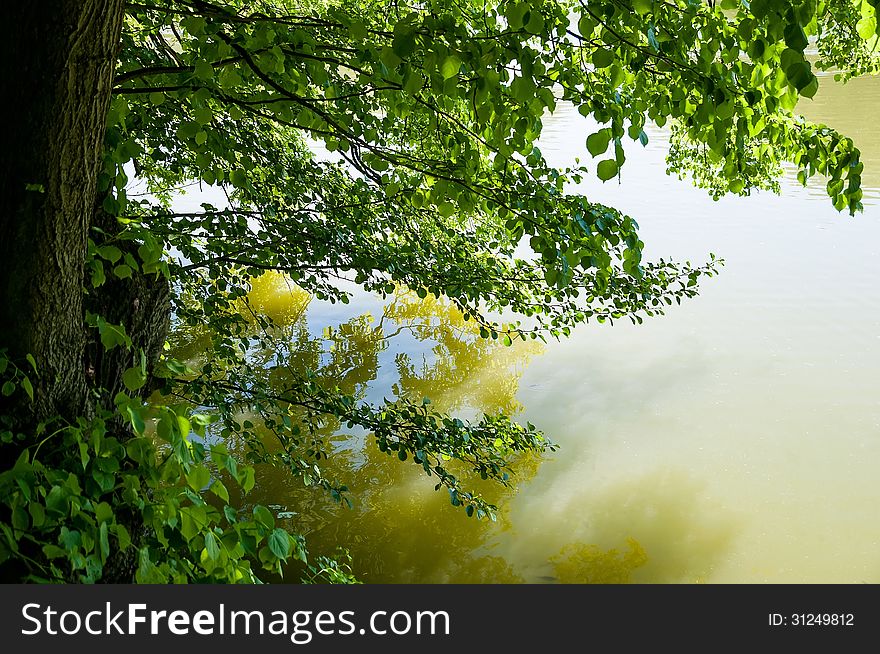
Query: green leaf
xmin=437 ymin=201 xmax=456 ymax=217
xmin=91 ymin=260 xmax=106 ymax=287
xmin=11 ymin=506 xmax=28 ymax=531
xmin=592 ymin=49 xmax=614 ymax=68
xmin=42 ymin=544 xmax=67 ymax=559
xmin=96 ymin=318 xmax=131 ymax=351
xmin=577 ymin=15 xmax=596 ymax=36
xmin=149 ymin=91 xmax=165 ymax=106
xmin=210 ymin=479 xmax=229 ymax=502
xmin=219 ymin=66 xmax=241 ymax=90
xmin=204 ymin=531 xmax=220 ymax=560
xmin=21 ymin=376 xmax=33 ymax=402
xmin=95 ymin=501 xmax=114 ymax=524
xmin=267 ymin=528 xmax=291 ymax=559
xmin=586 ymin=129 xmax=611 ymax=156
xmin=185 ymin=465 xmax=211 ymax=491
xmin=194 ymin=60 xmax=214 ymax=81
xmin=785 ymin=61 xmax=813 ymax=90
xmin=800 ymin=76 xmax=819 ymax=98
xmin=179 ymin=506 xmax=206 ymax=541
xmin=632 ymin=0 xmax=652 ymax=14
xmin=59 ymin=526 xmax=80 ymax=551
xmin=113 ymin=264 xmax=133 ymax=279
xmin=253 ymin=505 xmax=275 ymax=529
xmin=392 ymin=32 xmax=416 ymax=58
xmin=440 ymin=56 xmax=461 ymax=79
xmin=25 ymin=353 xmax=37 ymax=372
xmin=784 ymin=21 xmax=808 ymax=51
xmin=99 ymin=522 xmax=110 ymax=561
xmin=28 ymin=502 xmax=45 ymax=528
xmin=115 ymin=524 xmax=131 ymax=550
xmin=230 ymin=169 xmax=247 ymax=188
xmin=348 ymin=20 xmax=367 ymax=40
xmin=98 ymin=245 xmax=122 ymax=263
xmin=1 ymin=381 xmax=14 ymax=396
xmin=122 ymin=366 xmax=147 ymax=391
xmin=857 ymin=16 xmax=877 ymax=41
xmin=194 ymin=106 xmax=213 ymax=125
xmin=597 ymin=159 xmax=619 ymax=181
xmin=237 ymin=466 xmax=255 ymax=493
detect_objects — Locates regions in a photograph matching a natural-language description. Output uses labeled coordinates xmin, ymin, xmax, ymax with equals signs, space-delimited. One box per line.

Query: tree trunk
xmin=0 ymin=2 xmax=171 ymax=582
xmin=0 ymin=1 xmax=126 ymax=426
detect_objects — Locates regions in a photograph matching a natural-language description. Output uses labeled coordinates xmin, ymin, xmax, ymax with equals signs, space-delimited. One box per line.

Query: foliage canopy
xmin=1 ymin=0 xmax=876 ymax=582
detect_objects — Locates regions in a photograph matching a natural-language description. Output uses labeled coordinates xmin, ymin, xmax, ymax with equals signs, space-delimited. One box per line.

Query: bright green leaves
xmin=440 ymin=55 xmax=462 ymax=80
xmin=587 ymin=129 xmax=612 ymax=156
xmin=597 ymin=159 xmax=619 ymax=181
xmin=857 ymin=14 xmax=877 ymax=40
xmin=0 ymin=382 xmax=304 ymax=582
xmin=185 ymin=465 xmax=211 ymax=491
xmin=632 ymin=0 xmax=653 ymax=16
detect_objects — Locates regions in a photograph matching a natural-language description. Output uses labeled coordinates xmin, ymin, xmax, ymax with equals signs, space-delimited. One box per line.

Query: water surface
xmin=185 ymin=71 xmax=880 ymax=583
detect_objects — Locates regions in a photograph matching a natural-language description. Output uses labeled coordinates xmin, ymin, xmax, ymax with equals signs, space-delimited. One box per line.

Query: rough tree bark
xmin=0 ymin=3 xmax=172 ymax=582
xmin=0 ymin=1 xmax=127 ymax=426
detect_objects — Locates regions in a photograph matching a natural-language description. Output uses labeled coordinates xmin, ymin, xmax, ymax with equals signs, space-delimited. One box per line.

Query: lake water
xmin=196 ymin=70 xmax=880 ymax=583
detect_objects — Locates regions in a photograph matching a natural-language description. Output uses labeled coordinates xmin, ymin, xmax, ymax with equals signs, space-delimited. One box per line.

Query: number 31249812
xmin=769 ymin=613 xmax=854 ymax=626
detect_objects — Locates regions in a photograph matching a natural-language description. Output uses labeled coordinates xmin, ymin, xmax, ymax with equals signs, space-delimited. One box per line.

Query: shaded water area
xmin=174 ymin=70 xmax=880 ymax=583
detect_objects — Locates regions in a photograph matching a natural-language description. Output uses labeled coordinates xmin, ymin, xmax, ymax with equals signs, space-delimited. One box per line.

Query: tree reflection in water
xmin=168 ymin=273 xmax=734 ymax=583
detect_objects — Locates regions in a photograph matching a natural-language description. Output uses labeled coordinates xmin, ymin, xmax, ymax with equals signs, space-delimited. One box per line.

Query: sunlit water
xmin=173 ymin=71 xmax=880 ymax=583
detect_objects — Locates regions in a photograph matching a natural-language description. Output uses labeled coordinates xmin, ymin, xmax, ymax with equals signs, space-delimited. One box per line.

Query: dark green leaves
xmin=122 ymin=366 xmax=146 ymax=392
xmin=784 ymin=22 xmax=808 ymax=51
xmin=592 ymin=48 xmax=615 ymax=68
